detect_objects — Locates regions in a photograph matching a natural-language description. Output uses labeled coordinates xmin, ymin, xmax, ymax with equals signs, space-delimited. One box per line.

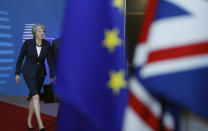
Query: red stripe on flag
xmin=138 ymin=0 xmax=158 ymax=44
xmin=147 ymin=42 xmax=208 ymax=63
xmin=129 ymin=92 xmax=160 ymax=131
xmin=164 ymin=127 xmax=173 ymax=131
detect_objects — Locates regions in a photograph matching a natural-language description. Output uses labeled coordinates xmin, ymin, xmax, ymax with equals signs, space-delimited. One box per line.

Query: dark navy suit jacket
xmin=15 ymin=39 xmax=54 ymax=79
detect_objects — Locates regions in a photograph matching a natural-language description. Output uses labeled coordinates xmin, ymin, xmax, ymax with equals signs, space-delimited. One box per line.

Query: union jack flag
xmin=123 ymin=0 xmax=208 ymax=130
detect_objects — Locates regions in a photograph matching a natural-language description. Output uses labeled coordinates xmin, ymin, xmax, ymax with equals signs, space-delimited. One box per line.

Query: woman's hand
xmin=15 ymin=75 xmax=20 ymax=84
xmin=50 ymin=78 xmax=54 ymax=83
xmin=50 ymin=77 xmax=56 ymax=84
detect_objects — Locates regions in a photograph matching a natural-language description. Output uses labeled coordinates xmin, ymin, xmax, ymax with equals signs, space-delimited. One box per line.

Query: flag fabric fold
xmin=123 ymin=0 xmax=208 ymax=130
xmin=138 ymin=0 xmax=208 ymax=120
xmin=124 ymin=0 xmax=208 ymax=130
xmin=55 ymin=0 xmax=128 ymax=131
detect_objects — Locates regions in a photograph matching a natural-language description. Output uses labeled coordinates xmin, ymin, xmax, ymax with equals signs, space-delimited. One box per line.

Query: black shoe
xmin=26 ymin=123 xmax=34 ymax=130
xmin=39 ymin=128 xmax=45 ymax=131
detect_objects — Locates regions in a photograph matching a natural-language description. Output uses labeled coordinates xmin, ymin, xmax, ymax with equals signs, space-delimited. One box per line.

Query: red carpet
xmin=0 ymin=101 xmax=56 ymax=131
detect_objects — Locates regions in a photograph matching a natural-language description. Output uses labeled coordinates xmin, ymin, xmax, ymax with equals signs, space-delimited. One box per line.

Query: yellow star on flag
xmin=107 ymin=70 xmax=127 ymax=94
xmin=102 ymin=28 xmax=122 ymax=53
xmin=112 ymin=0 xmax=124 ymax=12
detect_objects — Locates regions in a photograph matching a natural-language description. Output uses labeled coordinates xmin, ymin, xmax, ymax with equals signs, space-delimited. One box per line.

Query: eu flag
xmin=54 ymin=0 xmax=128 ymax=131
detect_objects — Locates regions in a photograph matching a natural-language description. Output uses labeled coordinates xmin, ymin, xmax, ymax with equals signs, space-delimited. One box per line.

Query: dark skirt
xmin=24 ymin=76 xmax=45 ymax=98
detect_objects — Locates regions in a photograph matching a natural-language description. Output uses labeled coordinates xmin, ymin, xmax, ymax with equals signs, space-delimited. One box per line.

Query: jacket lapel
xmin=32 ymin=39 xmax=39 ymax=58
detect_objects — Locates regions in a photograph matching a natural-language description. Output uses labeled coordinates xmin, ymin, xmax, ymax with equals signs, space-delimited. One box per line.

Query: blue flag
xmin=55 ymin=0 xmax=128 ymax=131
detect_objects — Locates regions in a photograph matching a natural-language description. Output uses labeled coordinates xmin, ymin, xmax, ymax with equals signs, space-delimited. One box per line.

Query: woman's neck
xmin=36 ymin=38 xmax=42 ymax=46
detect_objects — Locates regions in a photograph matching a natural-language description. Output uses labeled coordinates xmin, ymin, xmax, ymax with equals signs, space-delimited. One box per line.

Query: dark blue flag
xmin=55 ymin=0 xmax=128 ymax=131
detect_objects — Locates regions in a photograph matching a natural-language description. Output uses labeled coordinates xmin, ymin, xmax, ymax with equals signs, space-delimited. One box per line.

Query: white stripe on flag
xmin=140 ymin=54 xmax=208 ymax=78
xmin=163 ymin=112 xmax=175 ymax=130
xmin=133 ymin=44 xmax=148 ymax=67
xmin=147 ymin=0 xmax=208 ymax=51
xmin=122 ymin=106 xmax=153 ymax=131
xmin=130 ymin=77 xmax=162 ymax=117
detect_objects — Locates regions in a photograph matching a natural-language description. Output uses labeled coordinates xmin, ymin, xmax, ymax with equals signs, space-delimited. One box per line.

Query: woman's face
xmin=35 ymin=28 xmax=45 ymax=40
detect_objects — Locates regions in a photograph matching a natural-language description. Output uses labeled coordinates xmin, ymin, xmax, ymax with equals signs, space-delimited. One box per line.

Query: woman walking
xmin=15 ymin=24 xmax=54 ymax=131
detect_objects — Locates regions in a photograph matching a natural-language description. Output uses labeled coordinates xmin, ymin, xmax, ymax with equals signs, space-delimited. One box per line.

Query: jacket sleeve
xmin=47 ymin=43 xmax=54 ymax=78
xmin=15 ymin=40 xmax=28 ymax=75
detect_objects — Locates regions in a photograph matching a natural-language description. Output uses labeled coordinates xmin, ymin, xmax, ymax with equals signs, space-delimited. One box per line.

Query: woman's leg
xmin=27 ymin=98 xmax=34 ymax=128
xmin=32 ymin=95 xmax=44 ymax=129
xmin=24 ymin=76 xmax=45 ymax=130
xmin=23 ymin=77 xmax=37 ymax=129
